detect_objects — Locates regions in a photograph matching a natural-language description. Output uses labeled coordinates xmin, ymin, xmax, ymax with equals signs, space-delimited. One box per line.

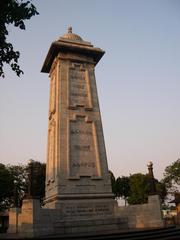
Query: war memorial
xmin=7 ymin=27 xmax=165 ymax=238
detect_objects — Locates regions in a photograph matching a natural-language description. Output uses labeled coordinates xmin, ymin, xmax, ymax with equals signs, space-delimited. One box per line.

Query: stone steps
xmin=39 ymin=226 xmax=180 ymax=240
xmin=2 ymin=226 xmax=180 ymax=239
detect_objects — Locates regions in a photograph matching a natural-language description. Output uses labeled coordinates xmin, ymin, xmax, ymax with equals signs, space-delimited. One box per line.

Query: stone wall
xmin=115 ymin=195 xmax=164 ymax=229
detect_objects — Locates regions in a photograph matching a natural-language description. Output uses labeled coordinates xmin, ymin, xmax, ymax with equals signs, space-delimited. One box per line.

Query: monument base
xmin=44 ymin=193 xmax=116 ymax=218
xmin=45 ymin=195 xmax=128 ymax=235
xmin=8 ymin=195 xmax=164 ymax=237
xmin=8 ymin=197 xmax=127 ymax=237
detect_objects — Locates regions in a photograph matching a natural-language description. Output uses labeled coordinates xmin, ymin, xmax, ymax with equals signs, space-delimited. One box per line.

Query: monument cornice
xmin=41 ymin=40 xmax=105 ymax=73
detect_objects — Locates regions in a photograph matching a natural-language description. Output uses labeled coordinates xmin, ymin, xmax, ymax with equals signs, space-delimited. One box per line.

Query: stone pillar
xmin=41 ymin=27 xmax=115 ymax=214
xmin=18 ymin=199 xmax=42 ymax=237
xmin=148 ymin=195 xmax=164 ymax=227
xmin=176 ymin=203 xmax=180 ymax=225
xmin=8 ymin=208 xmax=21 ymax=234
xmin=147 ymin=161 xmax=157 ymax=195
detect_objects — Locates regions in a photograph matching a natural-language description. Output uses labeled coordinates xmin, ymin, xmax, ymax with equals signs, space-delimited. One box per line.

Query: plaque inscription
xmin=64 ymin=204 xmax=113 ymax=218
xmin=69 ymin=63 xmax=92 ymax=108
xmin=69 ymin=116 xmax=100 ymax=178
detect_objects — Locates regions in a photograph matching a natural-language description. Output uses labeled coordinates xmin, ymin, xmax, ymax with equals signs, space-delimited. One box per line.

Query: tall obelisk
xmin=41 ymin=27 xmax=114 ymax=216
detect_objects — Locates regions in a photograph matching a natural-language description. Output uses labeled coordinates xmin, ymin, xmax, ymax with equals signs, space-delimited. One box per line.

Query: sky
xmin=0 ymin=0 xmax=180 ymax=180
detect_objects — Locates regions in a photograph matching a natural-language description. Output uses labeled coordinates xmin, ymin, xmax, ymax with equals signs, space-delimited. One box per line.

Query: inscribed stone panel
xmin=64 ymin=203 xmax=113 ymax=218
xmin=69 ymin=64 xmax=91 ymax=108
xmin=47 ymin=120 xmax=55 ymax=182
xmin=49 ymin=74 xmax=56 ymax=119
xmin=69 ymin=116 xmax=100 ymax=178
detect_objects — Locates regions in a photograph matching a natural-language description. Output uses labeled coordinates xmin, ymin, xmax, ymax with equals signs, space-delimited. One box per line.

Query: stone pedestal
xmin=176 ymin=203 xmax=180 ymax=225
xmin=8 ymin=199 xmax=53 ymax=237
xmin=148 ymin=195 xmax=164 ymax=227
xmin=8 ymin=208 xmax=21 ymax=234
xmin=19 ymin=198 xmax=40 ymax=235
xmin=8 ymin=199 xmax=41 ymax=237
xmin=8 ymin=198 xmax=126 ymax=237
xmin=9 ymin=195 xmax=164 ymax=237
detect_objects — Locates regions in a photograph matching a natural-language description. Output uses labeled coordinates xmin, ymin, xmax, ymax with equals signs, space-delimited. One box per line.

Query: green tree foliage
xmin=116 ymin=176 xmax=130 ymax=205
xmin=0 ymin=0 xmax=39 ymax=77
xmin=109 ymin=171 xmax=130 ymax=204
xmin=0 ymin=164 xmax=14 ymax=211
xmin=109 ymin=171 xmax=167 ymax=205
xmin=163 ymin=159 xmax=180 ymax=192
xmin=0 ymin=161 xmax=46 ymax=210
xmin=109 ymin=170 xmax=116 ymax=198
xmin=128 ymin=173 xmax=149 ymax=205
xmin=29 ymin=161 xmax=46 ymax=201
xmin=7 ymin=164 xmax=27 ymax=207
xmin=155 ymin=179 xmax=167 ymax=203
xmin=127 ymin=173 xmax=167 ymax=205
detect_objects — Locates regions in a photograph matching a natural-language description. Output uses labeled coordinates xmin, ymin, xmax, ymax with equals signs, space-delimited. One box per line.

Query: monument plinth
xmin=41 ymin=27 xmax=115 ymax=216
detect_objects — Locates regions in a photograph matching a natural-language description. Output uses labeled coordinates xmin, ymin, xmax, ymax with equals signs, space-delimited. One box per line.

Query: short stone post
xmin=147 ymin=161 xmax=157 ymax=195
xmin=147 ymin=161 xmax=164 ymax=227
xmin=8 ymin=180 xmax=21 ymax=234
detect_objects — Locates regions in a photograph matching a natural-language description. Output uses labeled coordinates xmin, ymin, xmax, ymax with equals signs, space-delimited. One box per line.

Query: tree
xmin=0 ymin=161 xmax=46 ymax=210
xmin=0 ymin=163 xmax=14 ymax=211
xmin=109 ymin=170 xmax=167 ymax=205
xmin=109 ymin=172 xmax=130 ymax=204
xmin=109 ymin=170 xmax=116 ymax=198
xmin=116 ymin=176 xmax=130 ymax=205
xmin=127 ymin=173 xmax=167 ymax=205
xmin=128 ymin=173 xmax=149 ymax=205
xmin=9 ymin=161 xmax=46 ymax=203
xmin=0 ymin=0 xmax=39 ymax=77
xmin=162 ymin=159 xmax=180 ymax=192
xmin=7 ymin=164 xmax=27 ymax=207
xmin=29 ymin=161 xmax=46 ymax=201
xmin=155 ymin=179 xmax=167 ymax=203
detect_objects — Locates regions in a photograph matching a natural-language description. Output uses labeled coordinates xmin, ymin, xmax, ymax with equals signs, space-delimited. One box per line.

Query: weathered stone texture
xmin=115 ymin=195 xmax=164 ymax=229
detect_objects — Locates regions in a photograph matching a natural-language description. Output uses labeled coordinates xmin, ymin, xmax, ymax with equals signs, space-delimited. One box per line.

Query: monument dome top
xmin=61 ymin=26 xmax=83 ymax=41
xmin=41 ymin=27 xmax=105 ymax=73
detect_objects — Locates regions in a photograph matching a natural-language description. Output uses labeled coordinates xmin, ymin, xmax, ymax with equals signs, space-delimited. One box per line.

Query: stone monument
xmin=8 ymin=28 xmax=164 ymax=237
xmin=41 ymin=26 xmax=115 ymax=219
xmin=8 ymin=28 xmax=121 ymax=237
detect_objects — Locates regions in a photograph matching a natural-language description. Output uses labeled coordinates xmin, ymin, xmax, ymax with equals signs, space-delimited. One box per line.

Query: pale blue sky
xmin=0 ymin=0 xmax=180 ymax=180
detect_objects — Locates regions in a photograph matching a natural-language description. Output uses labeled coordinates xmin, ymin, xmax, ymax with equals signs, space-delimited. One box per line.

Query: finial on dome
xmin=68 ymin=26 xmax=72 ymax=33
xmin=61 ymin=26 xmax=83 ymax=42
xmin=147 ymin=161 xmax=153 ymax=168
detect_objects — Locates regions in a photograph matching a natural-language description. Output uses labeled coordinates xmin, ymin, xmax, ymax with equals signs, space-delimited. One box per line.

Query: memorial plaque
xmin=69 ymin=64 xmax=91 ymax=108
xmin=69 ymin=116 xmax=100 ymax=178
xmin=64 ymin=203 xmax=113 ymax=218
